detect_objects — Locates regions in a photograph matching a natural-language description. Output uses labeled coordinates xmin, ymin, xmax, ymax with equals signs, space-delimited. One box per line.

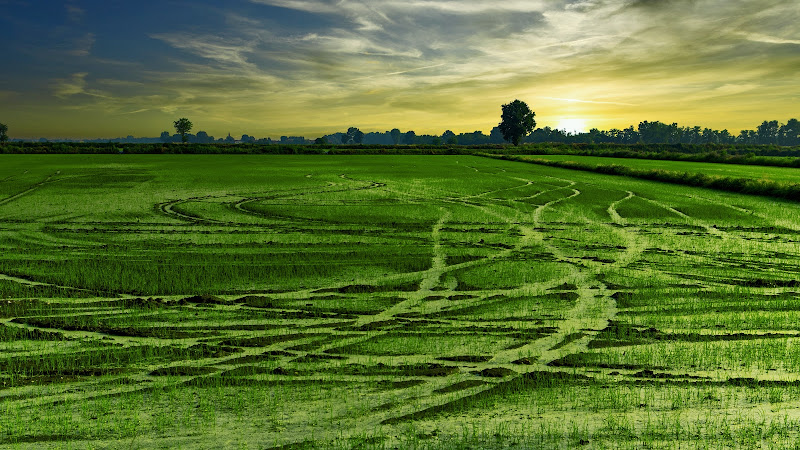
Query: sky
xmin=1 ymin=0 xmax=798 ymax=139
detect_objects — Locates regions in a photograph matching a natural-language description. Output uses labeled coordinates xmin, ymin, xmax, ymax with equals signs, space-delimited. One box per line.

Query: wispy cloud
xmin=5 ymin=0 xmax=800 ymax=138
xmin=65 ymin=4 xmax=85 ymax=23
xmin=540 ymin=97 xmax=637 ymax=106
xmin=107 ymin=0 xmax=800 ymax=134
xmin=117 ymin=108 xmax=150 ymax=115
xmin=739 ymin=32 xmax=800 ymax=46
xmin=53 ymin=72 xmax=110 ymax=100
xmin=149 ymin=33 xmax=257 ymax=68
xmin=53 ymin=72 xmax=90 ymax=98
xmin=70 ymin=33 xmax=95 ymax=57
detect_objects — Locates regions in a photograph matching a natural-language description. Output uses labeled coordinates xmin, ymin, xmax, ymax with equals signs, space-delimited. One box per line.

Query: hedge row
xmin=3 ymin=142 xmax=800 ymax=162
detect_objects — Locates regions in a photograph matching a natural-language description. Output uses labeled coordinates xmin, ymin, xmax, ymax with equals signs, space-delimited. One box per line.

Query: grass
xmin=1 ymin=153 xmax=800 ymax=447
xmin=492 ymin=153 xmax=800 ymax=201
xmin=532 ymin=154 xmax=800 ymax=183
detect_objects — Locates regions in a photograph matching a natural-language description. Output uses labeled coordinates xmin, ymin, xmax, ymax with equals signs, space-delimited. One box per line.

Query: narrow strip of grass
xmin=484 ymin=154 xmax=800 ymax=202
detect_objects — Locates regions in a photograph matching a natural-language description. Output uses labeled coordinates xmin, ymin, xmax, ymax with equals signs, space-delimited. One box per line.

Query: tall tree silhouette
xmin=498 ymin=100 xmax=535 ymax=145
xmin=173 ymin=118 xmax=193 ymax=143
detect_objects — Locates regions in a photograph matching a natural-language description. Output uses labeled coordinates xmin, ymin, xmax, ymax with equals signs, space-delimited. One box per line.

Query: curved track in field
xmin=3 ymin=157 xmax=800 ymax=447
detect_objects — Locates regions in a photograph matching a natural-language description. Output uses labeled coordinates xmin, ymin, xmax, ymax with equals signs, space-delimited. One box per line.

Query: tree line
xmin=572 ymin=119 xmax=800 ymax=146
xmin=154 ymin=108 xmax=800 ymax=147
xmin=164 ymin=118 xmax=800 ymax=147
xmin=1 ymin=114 xmax=798 ymax=147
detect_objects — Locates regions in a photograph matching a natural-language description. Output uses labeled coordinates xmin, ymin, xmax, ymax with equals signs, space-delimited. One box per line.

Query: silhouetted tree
xmin=488 ymin=126 xmax=505 ymax=144
xmin=738 ymin=129 xmax=758 ymax=145
xmin=756 ymin=120 xmax=779 ymax=145
xmin=442 ymin=130 xmax=457 ymax=145
xmin=390 ymin=128 xmax=402 ymax=145
xmin=160 ymin=131 xmax=171 ymax=143
xmin=457 ymin=131 xmax=490 ymax=145
xmin=314 ymin=137 xmax=329 ymax=145
xmin=195 ymin=131 xmax=213 ymax=144
xmin=529 ymin=126 xmax=569 ymax=143
xmin=498 ymin=100 xmax=536 ymax=145
xmin=779 ymin=119 xmax=800 ymax=146
xmin=173 ymin=118 xmax=193 ymax=143
xmin=342 ymin=127 xmax=364 ymax=144
xmin=638 ymin=121 xmax=680 ymax=144
xmin=403 ymin=130 xmax=416 ymax=145
xmin=0 ymin=122 xmax=8 ymax=143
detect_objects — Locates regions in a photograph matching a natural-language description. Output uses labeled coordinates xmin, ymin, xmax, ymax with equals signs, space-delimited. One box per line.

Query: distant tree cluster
xmin=320 ymin=127 xmax=506 ymax=146
xmin=158 ymin=130 xmax=310 ymax=145
xmin=532 ymin=119 xmax=800 ymax=146
xmin=0 ymin=122 xmax=8 ymax=144
xmin=162 ymin=115 xmax=799 ymax=147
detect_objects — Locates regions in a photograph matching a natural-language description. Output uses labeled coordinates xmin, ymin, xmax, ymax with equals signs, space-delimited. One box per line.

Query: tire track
xmin=637 ymin=196 xmax=727 ymax=238
xmin=295 ymin=171 xmax=604 ymax=443
xmin=0 ymin=272 xmax=104 ymax=295
xmin=0 ymin=163 xmax=646 ymax=446
xmin=0 ymin=172 xmax=60 ymax=206
xmin=486 ymin=179 xmax=620 ymax=367
xmin=607 ymin=190 xmax=634 ymax=226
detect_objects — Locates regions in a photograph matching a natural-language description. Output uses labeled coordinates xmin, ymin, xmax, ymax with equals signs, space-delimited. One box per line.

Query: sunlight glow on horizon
xmin=555 ymin=118 xmax=588 ymax=135
xmin=1 ymin=1 xmax=798 ymax=139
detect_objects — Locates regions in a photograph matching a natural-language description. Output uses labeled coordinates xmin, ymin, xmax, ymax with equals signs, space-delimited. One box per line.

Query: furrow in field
xmin=0 ymin=172 xmax=60 ymax=207
xmin=156 ymin=180 xmax=359 ymax=225
xmin=11 ymin=229 xmax=104 ymax=248
xmin=460 ymin=177 xmax=537 ymax=201
xmin=607 ymin=190 xmax=634 ymax=226
xmin=418 ymin=208 xmax=451 ymax=292
xmin=322 ymin=173 xmax=598 ymax=431
xmin=688 ymin=193 xmax=800 ymax=232
xmin=243 ymin=174 xmax=591 ymax=444
xmin=637 ymin=196 xmax=728 ymax=238
xmin=486 ymin=177 xmax=635 ymax=373
xmin=231 ymin=179 xmax=384 ymax=224
xmin=7 ymin=156 xmax=800 ymax=448
xmin=601 ymin=191 xmax=649 ymax=269
xmin=157 ymin=197 xmax=230 ymax=225
xmin=265 ymin=183 xmax=568 ymax=302
xmin=0 ymin=273 xmax=54 ymax=287
xmin=0 ymin=272 xmax=103 ymax=295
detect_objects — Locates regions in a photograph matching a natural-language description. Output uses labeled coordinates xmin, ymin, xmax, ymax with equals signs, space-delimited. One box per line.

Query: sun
xmin=555 ymin=118 xmax=587 ymax=135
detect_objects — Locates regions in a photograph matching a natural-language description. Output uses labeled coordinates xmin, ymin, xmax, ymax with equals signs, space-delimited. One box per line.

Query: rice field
xmin=1 ymin=154 xmax=800 ymax=448
xmin=533 ymin=154 xmax=800 ymax=183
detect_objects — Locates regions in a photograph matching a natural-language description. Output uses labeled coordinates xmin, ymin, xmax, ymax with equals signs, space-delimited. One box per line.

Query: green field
xmin=534 ymin=154 xmax=800 ymax=183
xmin=2 ymin=154 xmax=800 ymax=448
